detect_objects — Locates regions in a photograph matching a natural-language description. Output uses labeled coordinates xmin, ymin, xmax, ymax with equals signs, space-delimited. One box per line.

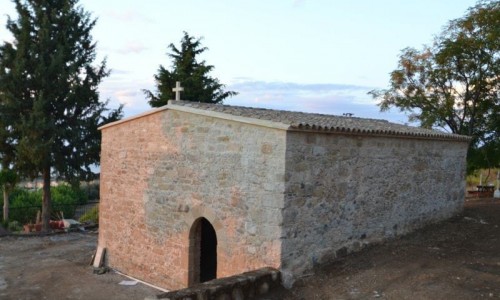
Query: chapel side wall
xmin=99 ymin=110 xmax=286 ymax=290
xmin=280 ymin=132 xmax=469 ymax=283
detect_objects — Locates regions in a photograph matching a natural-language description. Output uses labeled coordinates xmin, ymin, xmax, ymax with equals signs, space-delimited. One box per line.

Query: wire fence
xmin=1 ymin=201 xmax=99 ymax=224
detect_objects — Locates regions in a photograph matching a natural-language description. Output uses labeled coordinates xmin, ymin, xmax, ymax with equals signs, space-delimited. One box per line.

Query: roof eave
xmin=288 ymin=125 xmax=472 ymax=142
xmin=98 ymin=105 xmax=169 ymax=131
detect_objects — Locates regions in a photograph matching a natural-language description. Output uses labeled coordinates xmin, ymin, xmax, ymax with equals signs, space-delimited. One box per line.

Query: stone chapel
xmin=98 ymin=99 xmax=470 ymax=290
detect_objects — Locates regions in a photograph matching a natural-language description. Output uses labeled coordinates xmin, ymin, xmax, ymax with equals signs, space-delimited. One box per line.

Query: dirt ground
xmin=1 ymin=198 xmax=500 ymax=300
xmin=0 ymin=232 xmax=160 ymax=300
xmin=264 ymin=198 xmax=500 ymax=299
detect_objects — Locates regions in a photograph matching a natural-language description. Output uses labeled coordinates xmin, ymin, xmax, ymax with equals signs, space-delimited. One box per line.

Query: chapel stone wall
xmin=99 ymin=109 xmax=286 ymax=290
xmin=280 ymin=132 xmax=468 ymax=284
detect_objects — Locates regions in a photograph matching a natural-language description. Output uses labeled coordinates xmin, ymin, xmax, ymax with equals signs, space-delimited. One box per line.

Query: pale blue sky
xmin=0 ymin=0 xmax=478 ymax=123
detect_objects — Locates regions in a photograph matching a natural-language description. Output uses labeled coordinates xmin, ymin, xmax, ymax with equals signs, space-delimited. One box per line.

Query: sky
xmin=0 ymin=0 xmax=479 ymax=124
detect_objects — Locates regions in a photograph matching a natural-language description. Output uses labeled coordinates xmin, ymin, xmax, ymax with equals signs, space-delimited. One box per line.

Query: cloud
xmin=115 ymin=41 xmax=148 ymax=54
xmin=98 ymin=77 xmax=152 ymax=117
xmin=110 ymin=69 xmax=130 ymax=75
xmin=97 ymin=78 xmax=409 ymax=124
xmin=229 ymin=80 xmax=373 ymax=95
xmin=105 ymin=10 xmax=154 ymax=23
xmin=225 ymin=80 xmax=409 ymax=124
xmin=105 ymin=69 xmax=132 ymax=80
xmin=227 ymin=80 xmax=375 ymax=105
xmin=292 ymin=0 xmax=306 ymax=7
xmin=109 ymin=89 xmax=150 ymax=116
xmin=114 ymin=90 xmax=139 ymax=105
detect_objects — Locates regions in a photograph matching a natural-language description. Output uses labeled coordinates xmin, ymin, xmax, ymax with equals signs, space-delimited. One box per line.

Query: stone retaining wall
xmin=148 ymin=268 xmax=280 ymax=300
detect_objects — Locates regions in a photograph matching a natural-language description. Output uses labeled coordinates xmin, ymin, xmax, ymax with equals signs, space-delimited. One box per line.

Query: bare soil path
xmin=0 ymin=232 xmax=160 ymax=300
xmin=1 ymin=198 xmax=499 ymax=299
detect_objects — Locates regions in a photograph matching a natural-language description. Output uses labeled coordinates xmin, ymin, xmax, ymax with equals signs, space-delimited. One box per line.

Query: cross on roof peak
xmin=172 ymin=81 xmax=184 ymax=101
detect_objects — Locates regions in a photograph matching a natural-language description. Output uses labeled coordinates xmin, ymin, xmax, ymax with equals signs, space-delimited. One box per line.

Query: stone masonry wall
xmin=150 ymin=267 xmax=281 ymax=300
xmin=99 ymin=109 xmax=286 ymax=290
xmin=280 ymin=132 xmax=469 ymax=285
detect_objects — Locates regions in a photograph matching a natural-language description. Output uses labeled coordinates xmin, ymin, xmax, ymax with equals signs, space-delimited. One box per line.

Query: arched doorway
xmin=188 ymin=217 xmax=217 ymax=285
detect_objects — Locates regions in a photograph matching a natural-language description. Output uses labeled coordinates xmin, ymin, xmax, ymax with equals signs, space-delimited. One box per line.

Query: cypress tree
xmin=0 ymin=0 xmax=122 ymax=231
xmin=145 ymin=32 xmax=237 ymax=107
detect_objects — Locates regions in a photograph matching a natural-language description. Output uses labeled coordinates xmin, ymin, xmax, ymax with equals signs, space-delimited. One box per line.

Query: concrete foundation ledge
xmin=147 ymin=267 xmax=281 ymax=300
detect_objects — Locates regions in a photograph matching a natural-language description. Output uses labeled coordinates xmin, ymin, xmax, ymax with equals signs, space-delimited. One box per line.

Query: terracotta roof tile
xmin=168 ymin=101 xmax=471 ymax=142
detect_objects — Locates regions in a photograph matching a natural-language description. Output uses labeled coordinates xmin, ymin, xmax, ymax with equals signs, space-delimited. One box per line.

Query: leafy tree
xmin=0 ymin=0 xmax=122 ymax=231
xmin=369 ymin=0 xmax=499 ymax=173
xmin=144 ymin=32 xmax=237 ymax=107
xmin=0 ymin=168 xmax=18 ymax=222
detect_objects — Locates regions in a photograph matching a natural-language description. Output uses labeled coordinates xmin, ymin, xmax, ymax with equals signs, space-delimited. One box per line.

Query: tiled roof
xmin=168 ymin=101 xmax=471 ymax=142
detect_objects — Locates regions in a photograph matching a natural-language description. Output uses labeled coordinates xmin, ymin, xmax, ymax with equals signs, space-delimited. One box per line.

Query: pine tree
xmin=145 ymin=32 xmax=237 ymax=107
xmin=0 ymin=0 xmax=122 ymax=231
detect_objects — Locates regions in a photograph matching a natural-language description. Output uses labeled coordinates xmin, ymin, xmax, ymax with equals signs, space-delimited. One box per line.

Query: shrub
xmin=82 ymin=181 xmax=99 ymax=201
xmin=1 ymin=183 xmax=95 ymax=224
xmin=52 ymin=184 xmax=88 ymax=205
xmin=79 ymin=205 xmax=98 ymax=224
xmin=7 ymin=185 xmax=87 ymax=223
xmin=8 ymin=220 xmax=22 ymax=232
xmin=11 ymin=188 xmax=39 ymax=206
xmin=10 ymin=188 xmax=42 ymax=223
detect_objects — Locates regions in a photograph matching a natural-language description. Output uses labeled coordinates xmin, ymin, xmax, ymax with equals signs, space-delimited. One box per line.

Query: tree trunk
xmin=2 ymin=188 xmax=8 ymax=222
xmin=42 ymin=167 xmax=51 ymax=232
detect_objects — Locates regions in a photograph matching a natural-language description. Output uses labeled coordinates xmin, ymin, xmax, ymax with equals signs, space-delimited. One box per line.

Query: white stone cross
xmin=172 ymin=81 xmax=184 ymax=101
